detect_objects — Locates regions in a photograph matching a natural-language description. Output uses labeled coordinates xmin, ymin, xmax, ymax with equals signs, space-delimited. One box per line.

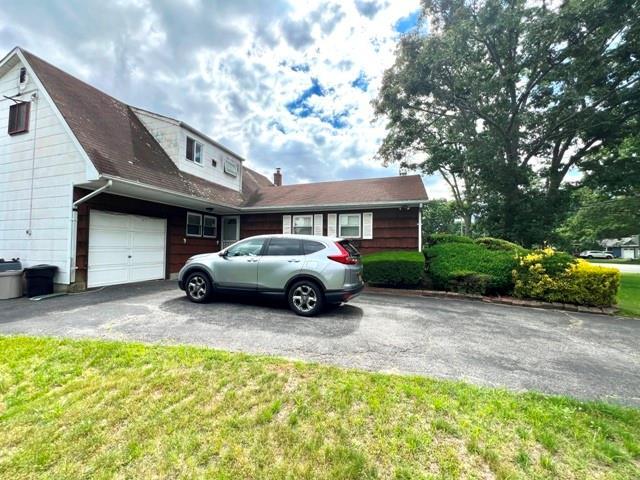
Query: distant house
xmin=0 ymin=47 xmax=428 ymax=291
xmin=600 ymin=235 xmax=640 ymax=259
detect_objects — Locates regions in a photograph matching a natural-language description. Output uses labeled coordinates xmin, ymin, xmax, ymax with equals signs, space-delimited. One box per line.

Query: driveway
xmin=1 ymin=281 xmax=639 ymax=406
xmin=591 ymin=262 xmax=640 ymax=274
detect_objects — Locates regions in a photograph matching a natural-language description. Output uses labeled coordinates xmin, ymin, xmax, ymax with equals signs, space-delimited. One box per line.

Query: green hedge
xmin=425 ymin=242 xmax=520 ymax=294
xmin=425 ymin=233 xmax=474 ymax=246
xmin=362 ymin=251 xmax=425 ymax=287
xmin=513 ymin=248 xmax=620 ymax=307
xmin=474 ymin=237 xmax=527 ymax=254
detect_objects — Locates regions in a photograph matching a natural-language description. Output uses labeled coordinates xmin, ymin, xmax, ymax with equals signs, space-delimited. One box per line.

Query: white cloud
xmin=0 ymin=0 xmax=444 ymax=192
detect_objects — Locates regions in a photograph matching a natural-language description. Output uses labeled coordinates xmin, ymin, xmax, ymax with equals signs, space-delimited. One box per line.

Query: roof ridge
xmin=257 ymin=174 xmax=423 ymax=189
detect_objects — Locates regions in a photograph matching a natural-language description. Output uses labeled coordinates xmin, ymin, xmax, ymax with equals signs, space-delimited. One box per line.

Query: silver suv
xmin=177 ymin=234 xmax=364 ymax=316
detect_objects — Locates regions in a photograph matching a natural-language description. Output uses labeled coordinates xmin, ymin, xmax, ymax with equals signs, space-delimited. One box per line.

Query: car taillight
xmin=328 ymin=242 xmax=359 ymax=265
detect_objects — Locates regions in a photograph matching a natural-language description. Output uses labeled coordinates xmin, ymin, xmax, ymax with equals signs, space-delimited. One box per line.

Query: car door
xmin=257 ymin=238 xmax=304 ymax=292
xmin=215 ymin=237 xmax=265 ymax=289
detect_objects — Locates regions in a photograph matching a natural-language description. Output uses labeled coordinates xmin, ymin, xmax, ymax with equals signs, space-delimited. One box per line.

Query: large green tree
xmin=375 ymin=0 xmax=640 ymax=245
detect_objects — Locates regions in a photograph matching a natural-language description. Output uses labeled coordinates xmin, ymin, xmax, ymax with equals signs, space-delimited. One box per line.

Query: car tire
xmin=587 ymin=255 xmax=593 ymax=259
xmin=185 ymin=271 xmax=212 ymax=303
xmin=288 ymin=280 xmax=324 ymax=317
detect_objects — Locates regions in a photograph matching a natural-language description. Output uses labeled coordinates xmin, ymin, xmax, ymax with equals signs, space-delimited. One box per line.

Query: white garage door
xmin=622 ymin=248 xmax=635 ymax=259
xmin=88 ymin=210 xmax=167 ymax=288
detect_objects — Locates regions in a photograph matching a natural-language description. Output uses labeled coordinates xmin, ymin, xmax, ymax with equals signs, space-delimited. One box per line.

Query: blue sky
xmin=0 ymin=1 xmax=443 ymax=194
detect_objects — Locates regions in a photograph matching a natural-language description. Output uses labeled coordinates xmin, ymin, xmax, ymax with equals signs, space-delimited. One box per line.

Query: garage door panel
xmin=87 ymin=266 xmax=130 ymax=287
xmin=132 ymin=230 xmax=165 ymax=248
xmin=89 ymin=229 xmax=129 ymax=248
xmin=88 ymin=210 xmax=166 ymax=288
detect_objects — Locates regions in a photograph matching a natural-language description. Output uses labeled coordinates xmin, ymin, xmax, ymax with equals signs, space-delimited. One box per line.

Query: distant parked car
xmin=177 ymin=234 xmax=364 ymax=316
xmin=579 ymin=250 xmax=614 ymax=259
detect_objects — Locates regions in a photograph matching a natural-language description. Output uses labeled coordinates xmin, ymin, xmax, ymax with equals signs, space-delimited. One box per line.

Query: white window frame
xmin=292 ymin=215 xmax=314 ymax=235
xmin=224 ymin=158 xmax=238 ymax=177
xmin=186 ymin=136 xmax=203 ymax=165
xmin=186 ymin=212 xmax=203 ymax=237
xmin=203 ymin=215 xmax=217 ymax=238
xmin=338 ymin=213 xmax=361 ymax=239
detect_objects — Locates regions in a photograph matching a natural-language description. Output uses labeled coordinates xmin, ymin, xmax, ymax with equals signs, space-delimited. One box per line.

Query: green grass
xmin=618 ymin=274 xmax=640 ymax=318
xmin=1 ymin=337 xmax=639 ymax=479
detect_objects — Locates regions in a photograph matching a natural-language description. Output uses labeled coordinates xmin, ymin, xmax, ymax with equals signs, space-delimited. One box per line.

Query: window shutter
xmin=313 ymin=214 xmax=323 ymax=236
xmin=282 ymin=215 xmax=291 ymax=234
xmin=363 ymin=212 xmax=373 ymax=239
xmin=327 ymin=213 xmax=337 ymax=236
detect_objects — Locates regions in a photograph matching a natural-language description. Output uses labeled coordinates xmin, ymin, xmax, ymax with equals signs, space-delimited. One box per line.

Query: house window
xmin=339 ymin=214 xmax=361 ymax=238
xmin=211 ymin=158 xmax=217 ymax=168
xmin=186 ymin=137 xmax=203 ymax=164
xmin=186 ymin=212 xmax=202 ymax=236
xmin=8 ymin=102 xmax=30 ymax=135
xmin=203 ymin=215 xmax=217 ymax=238
xmin=293 ymin=215 xmax=313 ymax=235
xmin=19 ymin=67 xmax=27 ymax=84
xmin=224 ymin=159 xmax=238 ymax=177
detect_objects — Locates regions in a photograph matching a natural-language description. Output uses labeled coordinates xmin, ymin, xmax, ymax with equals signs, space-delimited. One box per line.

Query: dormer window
xmin=8 ymin=102 xmax=30 ymax=135
xmin=19 ymin=67 xmax=27 ymax=84
xmin=186 ymin=136 xmax=203 ymax=165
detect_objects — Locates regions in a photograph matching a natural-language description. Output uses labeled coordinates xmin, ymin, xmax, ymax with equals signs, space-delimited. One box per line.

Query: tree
xmin=556 ymin=188 xmax=640 ymax=252
xmin=421 ymin=199 xmax=460 ymax=237
xmin=375 ymin=0 xmax=640 ymax=245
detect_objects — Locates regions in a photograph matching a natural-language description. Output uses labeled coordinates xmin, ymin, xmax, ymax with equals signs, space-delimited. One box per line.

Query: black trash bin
xmin=24 ymin=265 xmax=58 ymax=297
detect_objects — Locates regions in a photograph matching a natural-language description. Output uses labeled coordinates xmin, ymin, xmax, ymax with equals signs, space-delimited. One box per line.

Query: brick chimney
xmin=273 ymin=168 xmax=282 ymax=186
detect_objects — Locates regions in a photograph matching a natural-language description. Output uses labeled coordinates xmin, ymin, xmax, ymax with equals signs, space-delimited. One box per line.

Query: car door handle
xmin=287 ymin=259 xmax=300 ymax=263
xmin=246 ymin=258 xmax=259 ymax=263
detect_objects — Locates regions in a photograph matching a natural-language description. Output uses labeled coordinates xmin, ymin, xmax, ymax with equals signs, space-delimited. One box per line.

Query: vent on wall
xmin=18 ymin=67 xmax=27 ymax=92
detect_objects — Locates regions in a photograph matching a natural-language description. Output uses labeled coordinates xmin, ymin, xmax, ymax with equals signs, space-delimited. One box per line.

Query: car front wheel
xmin=185 ymin=271 xmax=212 ymax=303
xmin=288 ymin=280 xmax=324 ymax=317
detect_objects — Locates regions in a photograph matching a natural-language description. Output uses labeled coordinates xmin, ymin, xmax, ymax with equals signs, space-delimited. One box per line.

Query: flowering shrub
xmin=513 ymin=248 xmax=620 ymax=307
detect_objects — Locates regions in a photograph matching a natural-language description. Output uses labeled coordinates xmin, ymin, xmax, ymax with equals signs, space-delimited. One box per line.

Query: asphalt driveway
xmin=1 ymin=280 xmax=639 ymax=406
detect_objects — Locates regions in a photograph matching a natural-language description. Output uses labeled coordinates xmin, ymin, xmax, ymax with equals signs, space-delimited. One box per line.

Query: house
xmin=600 ymin=235 xmax=640 ymax=259
xmin=0 ymin=47 xmax=428 ymax=291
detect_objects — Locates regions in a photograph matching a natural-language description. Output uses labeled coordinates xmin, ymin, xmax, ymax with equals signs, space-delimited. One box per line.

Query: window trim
xmin=224 ymin=158 xmax=238 ymax=177
xmin=8 ymin=102 xmax=30 ymax=136
xmin=292 ymin=214 xmax=314 ymax=235
xmin=338 ymin=213 xmax=362 ymax=239
xmin=203 ymin=215 xmax=217 ymax=239
xmin=186 ymin=212 xmax=203 ymax=237
xmin=186 ymin=136 xmax=203 ymax=165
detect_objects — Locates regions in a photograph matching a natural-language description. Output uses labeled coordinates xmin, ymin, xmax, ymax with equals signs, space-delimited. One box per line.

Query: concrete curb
xmin=364 ymin=286 xmax=618 ymax=316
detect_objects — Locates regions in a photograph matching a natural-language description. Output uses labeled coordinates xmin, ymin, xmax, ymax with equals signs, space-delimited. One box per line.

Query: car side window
xmin=265 ymin=238 xmax=303 ymax=256
xmin=303 ymin=240 xmax=326 ymax=255
xmin=226 ymin=238 xmax=264 ymax=257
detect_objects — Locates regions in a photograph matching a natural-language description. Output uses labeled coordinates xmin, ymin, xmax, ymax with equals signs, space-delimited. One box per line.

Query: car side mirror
xmin=219 ymin=250 xmax=228 ymax=257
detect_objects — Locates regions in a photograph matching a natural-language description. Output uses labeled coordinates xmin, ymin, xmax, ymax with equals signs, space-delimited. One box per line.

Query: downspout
xmin=418 ymin=203 xmax=423 ymax=252
xmin=70 ymin=179 xmax=112 ymax=285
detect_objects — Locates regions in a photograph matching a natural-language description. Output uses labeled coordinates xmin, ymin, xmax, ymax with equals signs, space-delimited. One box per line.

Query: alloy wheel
xmin=187 ymin=274 xmax=207 ymax=300
xmin=292 ymin=284 xmax=318 ymax=313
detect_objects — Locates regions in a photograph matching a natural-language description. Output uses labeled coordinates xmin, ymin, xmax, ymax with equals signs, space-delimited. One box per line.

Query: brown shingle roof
xmin=22 ymin=49 xmax=244 ymax=207
xmin=20 ymin=48 xmax=427 ymax=209
xmin=245 ymin=175 xmax=427 ymax=208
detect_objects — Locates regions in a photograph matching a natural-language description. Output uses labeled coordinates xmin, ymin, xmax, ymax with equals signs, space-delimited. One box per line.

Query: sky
xmin=0 ymin=0 xmax=450 ymax=197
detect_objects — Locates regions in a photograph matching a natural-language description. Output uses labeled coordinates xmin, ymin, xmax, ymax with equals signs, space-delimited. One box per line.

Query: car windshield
xmin=339 ymin=240 xmax=360 ymax=257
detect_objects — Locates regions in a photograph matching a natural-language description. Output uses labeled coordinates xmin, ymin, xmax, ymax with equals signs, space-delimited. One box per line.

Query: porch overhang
xmin=76 ymin=175 xmax=242 ymax=214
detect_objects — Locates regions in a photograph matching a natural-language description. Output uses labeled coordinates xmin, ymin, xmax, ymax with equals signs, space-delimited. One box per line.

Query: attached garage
xmin=87 ymin=210 xmax=166 ymax=288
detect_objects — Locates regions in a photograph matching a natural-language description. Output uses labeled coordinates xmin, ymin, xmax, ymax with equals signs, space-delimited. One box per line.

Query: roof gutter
xmin=73 ymin=179 xmax=112 ymax=208
xmin=101 ymin=174 xmax=243 ymax=212
xmin=240 ymin=199 xmax=427 ymax=213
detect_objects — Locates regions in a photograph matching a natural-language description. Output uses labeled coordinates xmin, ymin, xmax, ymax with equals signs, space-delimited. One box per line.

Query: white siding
xmin=133 ymin=108 xmax=243 ymax=192
xmin=0 ymin=58 xmax=88 ymax=285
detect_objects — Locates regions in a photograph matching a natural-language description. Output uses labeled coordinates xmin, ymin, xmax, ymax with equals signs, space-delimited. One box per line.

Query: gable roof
xmin=17 ymin=48 xmax=427 ymax=210
xmin=244 ymin=175 xmax=427 ymax=209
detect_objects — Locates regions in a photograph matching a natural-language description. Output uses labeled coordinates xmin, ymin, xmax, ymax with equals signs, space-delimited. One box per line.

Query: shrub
xmin=474 ymin=237 xmax=527 ymax=254
xmin=426 ymin=242 xmax=519 ymax=293
xmin=425 ymin=233 xmax=474 ymax=247
xmin=513 ymin=248 xmax=620 ymax=307
xmin=448 ymin=271 xmax=493 ymax=295
xmin=362 ymin=250 xmax=425 ymax=287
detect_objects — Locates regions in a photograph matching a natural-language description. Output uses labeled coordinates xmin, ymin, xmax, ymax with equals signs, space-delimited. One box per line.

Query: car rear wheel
xmin=185 ymin=271 xmax=212 ymax=303
xmin=587 ymin=255 xmax=593 ymax=258
xmin=288 ymin=280 xmax=324 ymax=317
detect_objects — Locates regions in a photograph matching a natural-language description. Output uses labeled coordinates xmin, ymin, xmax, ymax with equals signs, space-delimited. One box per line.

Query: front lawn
xmin=618 ymin=273 xmax=640 ymax=318
xmin=1 ymin=337 xmax=639 ymax=479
